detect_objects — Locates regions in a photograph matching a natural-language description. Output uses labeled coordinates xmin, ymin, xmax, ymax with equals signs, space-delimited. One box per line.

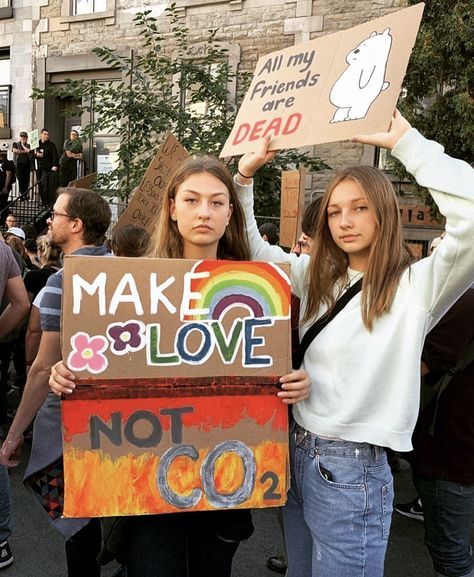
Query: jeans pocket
xmin=381 ymin=478 xmax=394 ymax=540
xmin=315 ymin=455 xmax=365 ymax=490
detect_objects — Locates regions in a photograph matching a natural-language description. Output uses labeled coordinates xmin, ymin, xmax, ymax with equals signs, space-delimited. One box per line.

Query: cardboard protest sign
xmin=220 ymin=3 xmax=424 ymax=156
xmin=61 ymin=256 xmax=291 ymax=517
xmin=279 ymin=168 xmax=306 ymax=248
xmin=115 ymin=133 xmax=189 ymax=233
xmin=68 ymin=172 xmax=97 ymax=190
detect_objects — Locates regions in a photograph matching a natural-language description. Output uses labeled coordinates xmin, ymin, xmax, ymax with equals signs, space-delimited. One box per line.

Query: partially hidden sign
xmin=61 ymin=256 xmax=291 ymax=517
xmin=114 ymin=133 xmax=189 ymax=234
xmin=220 ymin=3 xmax=424 ymax=156
xmin=279 ymin=168 xmax=306 ymax=248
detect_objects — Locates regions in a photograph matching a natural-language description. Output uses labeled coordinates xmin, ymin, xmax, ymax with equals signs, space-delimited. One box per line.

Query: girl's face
xmin=170 ymin=171 xmax=233 ymax=260
xmin=326 ymin=178 xmax=378 ymax=271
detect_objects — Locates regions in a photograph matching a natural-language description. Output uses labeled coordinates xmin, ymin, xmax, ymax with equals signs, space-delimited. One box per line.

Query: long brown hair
xmin=303 ymin=165 xmax=413 ymax=330
xmin=149 ymin=156 xmax=250 ymax=261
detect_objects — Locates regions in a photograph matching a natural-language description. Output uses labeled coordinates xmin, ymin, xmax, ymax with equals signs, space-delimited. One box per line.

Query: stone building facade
xmin=1 ymin=0 xmax=442 ymax=248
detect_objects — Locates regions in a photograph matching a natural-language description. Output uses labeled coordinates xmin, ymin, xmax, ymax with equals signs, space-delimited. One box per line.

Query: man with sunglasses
xmin=0 ymin=187 xmax=111 ymax=577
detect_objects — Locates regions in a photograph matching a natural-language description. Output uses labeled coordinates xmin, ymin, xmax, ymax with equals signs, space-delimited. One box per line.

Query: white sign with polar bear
xmin=221 ymin=3 xmax=424 ymax=157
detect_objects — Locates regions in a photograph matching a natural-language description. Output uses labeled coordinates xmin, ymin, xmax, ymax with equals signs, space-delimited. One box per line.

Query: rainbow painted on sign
xmin=184 ymin=261 xmax=291 ymax=321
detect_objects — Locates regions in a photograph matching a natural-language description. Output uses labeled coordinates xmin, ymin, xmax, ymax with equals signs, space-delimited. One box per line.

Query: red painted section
xmin=62 ymin=394 xmax=288 ymax=441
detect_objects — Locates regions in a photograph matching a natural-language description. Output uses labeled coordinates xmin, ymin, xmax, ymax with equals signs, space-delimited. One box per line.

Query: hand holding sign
xmin=352 ymin=108 xmax=412 ymax=150
xmin=237 ymin=136 xmax=278 ymax=182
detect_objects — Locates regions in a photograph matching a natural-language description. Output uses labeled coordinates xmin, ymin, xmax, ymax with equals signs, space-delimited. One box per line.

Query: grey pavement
xmin=6 ymin=444 xmax=470 ymax=577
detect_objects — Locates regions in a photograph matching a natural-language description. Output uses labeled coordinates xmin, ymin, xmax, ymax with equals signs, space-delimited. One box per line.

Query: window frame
xmin=0 ymin=0 xmax=13 ymax=20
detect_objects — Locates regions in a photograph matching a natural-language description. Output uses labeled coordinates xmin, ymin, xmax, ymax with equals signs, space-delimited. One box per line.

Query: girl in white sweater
xmin=235 ymin=110 xmax=474 ymax=577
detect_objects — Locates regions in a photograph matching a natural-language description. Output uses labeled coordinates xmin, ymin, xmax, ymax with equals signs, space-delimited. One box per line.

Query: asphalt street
xmin=5 ymin=443 xmax=471 ymax=577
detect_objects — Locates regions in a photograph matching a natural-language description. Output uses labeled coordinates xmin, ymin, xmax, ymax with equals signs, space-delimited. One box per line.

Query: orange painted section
xmin=63 ymin=440 xmax=287 ymax=517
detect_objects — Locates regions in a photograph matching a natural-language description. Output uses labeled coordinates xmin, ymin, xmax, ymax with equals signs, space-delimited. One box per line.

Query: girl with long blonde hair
xmin=234 ymin=110 xmax=474 ymax=577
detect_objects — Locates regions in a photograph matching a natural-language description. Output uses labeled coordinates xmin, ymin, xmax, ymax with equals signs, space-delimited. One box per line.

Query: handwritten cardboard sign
xmin=61 ymin=256 xmax=291 ymax=516
xmin=220 ymin=3 xmax=424 ymax=156
xmin=69 ymin=172 xmax=97 ymax=190
xmin=279 ymin=168 xmax=306 ymax=248
xmin=115 ymin=133 xmax=189 ymax=233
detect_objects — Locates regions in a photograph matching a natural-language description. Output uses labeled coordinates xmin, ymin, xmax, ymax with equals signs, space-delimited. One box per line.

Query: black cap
xmin=19 ymin=131 xmax=28 ymax=137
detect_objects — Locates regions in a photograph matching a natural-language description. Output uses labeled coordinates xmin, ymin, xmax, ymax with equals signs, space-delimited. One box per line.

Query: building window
xmin=0 ymin=50 xmax=11 ymax=138
xmin=72 ymin=0 xmax=106 ymax=16
xmin=0 ymin=0 xmax=13 ymax=20
xmin=61 ymin=0 xmax=115 ymax=26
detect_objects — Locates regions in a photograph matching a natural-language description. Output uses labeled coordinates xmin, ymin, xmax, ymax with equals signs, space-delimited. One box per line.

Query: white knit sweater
xmin=237 ymin=129 xmax=474 ymax=451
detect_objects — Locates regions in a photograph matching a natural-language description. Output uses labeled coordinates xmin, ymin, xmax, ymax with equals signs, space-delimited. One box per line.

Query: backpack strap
xmin=293 ymin=278 xmax=363 ymax=369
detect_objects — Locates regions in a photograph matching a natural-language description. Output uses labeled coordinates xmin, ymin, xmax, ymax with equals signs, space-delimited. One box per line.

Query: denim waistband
xmin=292 ymin=421 xmax=386 ymax=460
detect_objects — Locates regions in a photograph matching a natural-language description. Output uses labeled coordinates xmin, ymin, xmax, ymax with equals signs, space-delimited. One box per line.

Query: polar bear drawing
xmin=329 ymin=28 xmax=392 ymax=123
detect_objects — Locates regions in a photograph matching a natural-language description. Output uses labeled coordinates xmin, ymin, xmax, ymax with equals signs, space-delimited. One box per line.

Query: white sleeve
xmin=392 ymin=129 xmax=474 ymax=329
xmin=235 ymin=177 xmax=310 ymax=299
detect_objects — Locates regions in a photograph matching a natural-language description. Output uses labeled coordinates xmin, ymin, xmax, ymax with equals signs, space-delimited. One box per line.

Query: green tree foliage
xmin=394 ymin=0 xmax=473 ymax=209
xmin=32 ymin=4 xmax=328 ymax=217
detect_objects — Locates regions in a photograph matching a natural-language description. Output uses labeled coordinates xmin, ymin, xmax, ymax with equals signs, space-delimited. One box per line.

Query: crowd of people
xmin=0 ymin=109 xmax=472 ymax=577
xmin=0 ymin=128 xmax=84 ymax=226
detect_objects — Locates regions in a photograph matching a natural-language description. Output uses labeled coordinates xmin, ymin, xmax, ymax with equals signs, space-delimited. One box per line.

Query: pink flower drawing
xmin=67 ymin=332 xmax=109 ymax=374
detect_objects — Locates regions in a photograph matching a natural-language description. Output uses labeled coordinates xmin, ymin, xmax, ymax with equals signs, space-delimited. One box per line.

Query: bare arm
xmin=25 ymin=306 xmax=42 ymax=375
xmin=0 ymin=331 xmax=61 ymax=466
xmin=0 ymin=276 xmax=29 ymax=340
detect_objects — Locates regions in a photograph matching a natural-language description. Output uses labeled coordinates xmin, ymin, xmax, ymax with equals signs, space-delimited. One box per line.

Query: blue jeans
xmin=0 ymin=465 xmax=11 ymax=543
xmin=414 ymin=474 xmax=474 ymax=577
xmin=283 ymin=422 xmax=393 ymax=577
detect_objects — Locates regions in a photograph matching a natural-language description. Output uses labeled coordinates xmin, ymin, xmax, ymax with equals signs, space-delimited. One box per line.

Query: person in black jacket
xmin=12 ymin=132 xmax=32 ymax=200
xmin=410 ymin=287 xmax=474 ymax=577
xmin=34 ymin=128 xmax=59 ymax=206
xmin=0 ymin=152 xmax=14 ymax=226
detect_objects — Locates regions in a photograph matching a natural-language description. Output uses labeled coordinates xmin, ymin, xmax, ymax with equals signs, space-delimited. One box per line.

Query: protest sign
xmin=220 ymin=3 xmax=424 ymax=156
xmin=68 ymin=172 xmax=97 ymax=190
xmin=115 ymin=133 xmax=189 ymax=233
xmin=61 ymin=256 xmax=291 ymax=517
xmin=279 ymin=168 xmax=306 ymax=248
xmin=29 ymin=129 xmax=39 ymax=150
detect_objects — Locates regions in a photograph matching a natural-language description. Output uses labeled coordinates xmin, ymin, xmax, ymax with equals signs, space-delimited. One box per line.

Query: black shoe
xmin=267 ymin=555 xmax=287 ymax=574
xmin=0 ymin=541 xmax=13 ymax=569
xmin=394 ymin=497 xmax=424 ymax=522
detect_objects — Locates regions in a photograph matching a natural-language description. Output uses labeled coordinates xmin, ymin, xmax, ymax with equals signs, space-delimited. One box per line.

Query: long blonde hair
xmin=303 ymin=165 xmax=414 ymax=330
xmin=149 ymin=156 xmax=250 ymax=261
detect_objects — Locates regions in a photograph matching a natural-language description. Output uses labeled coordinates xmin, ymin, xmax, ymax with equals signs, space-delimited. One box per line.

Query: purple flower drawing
xmin=67 ymin=332 xmax=109 ymax=374
xmin=106 ymin=320 xmax=146 ymax=355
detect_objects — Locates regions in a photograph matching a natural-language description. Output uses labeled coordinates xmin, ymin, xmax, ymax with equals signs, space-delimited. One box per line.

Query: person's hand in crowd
xmin=0 ymin=433 xmax=24 ymax=468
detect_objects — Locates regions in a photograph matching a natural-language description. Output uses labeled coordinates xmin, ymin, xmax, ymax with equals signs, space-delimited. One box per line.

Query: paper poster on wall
xmin=115 ymin=133 xmax=189 ymax=234
xmin=61 ymin=256 xmax=291 ymax=517
xmin=220 ymin=3 xmax=424 ymax=156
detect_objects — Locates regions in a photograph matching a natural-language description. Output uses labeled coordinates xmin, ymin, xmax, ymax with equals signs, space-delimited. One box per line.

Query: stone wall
xmin=33 ymin=0 xmax=408 ymax=187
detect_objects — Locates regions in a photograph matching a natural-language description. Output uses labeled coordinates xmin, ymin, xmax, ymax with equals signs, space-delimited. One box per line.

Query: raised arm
xmin=234 ymin=137 xmax=309 ymax=299
xmin=357 ymin=110 xmax=474 ymax=327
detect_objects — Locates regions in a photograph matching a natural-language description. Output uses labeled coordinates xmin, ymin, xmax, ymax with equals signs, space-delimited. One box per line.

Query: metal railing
xmin=0 ymin=172 xmax=52 ymax=236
